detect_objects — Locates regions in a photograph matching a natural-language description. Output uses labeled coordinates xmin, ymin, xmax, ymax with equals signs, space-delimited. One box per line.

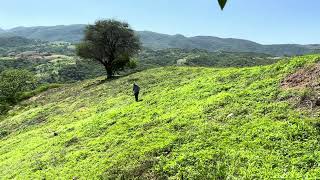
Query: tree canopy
xmin=76 ymin=19 xmax=141 ymax=78
xmin=0 ymin=69 xmax=35 ymax=113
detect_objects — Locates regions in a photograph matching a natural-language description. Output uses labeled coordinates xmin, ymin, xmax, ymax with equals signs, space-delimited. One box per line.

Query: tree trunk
xmin=105 ymin=64 xmax=113 ymax=79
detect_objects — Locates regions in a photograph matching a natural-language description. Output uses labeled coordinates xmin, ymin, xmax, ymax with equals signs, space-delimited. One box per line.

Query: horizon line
xmin=0 ymin=24 xmax=319 ymax=46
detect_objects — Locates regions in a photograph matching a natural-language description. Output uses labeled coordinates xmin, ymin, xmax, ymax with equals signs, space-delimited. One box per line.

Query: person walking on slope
xmin=133 ymin=83 xmax=140 ymax=102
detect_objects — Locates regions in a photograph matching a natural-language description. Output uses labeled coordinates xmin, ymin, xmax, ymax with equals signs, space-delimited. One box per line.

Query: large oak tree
xmin=76 ymin=19 xmax=141 ymax=78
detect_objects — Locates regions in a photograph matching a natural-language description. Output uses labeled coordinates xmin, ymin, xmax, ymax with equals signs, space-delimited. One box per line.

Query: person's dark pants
xmin=134 ymin=92 xmax=139 ymax=102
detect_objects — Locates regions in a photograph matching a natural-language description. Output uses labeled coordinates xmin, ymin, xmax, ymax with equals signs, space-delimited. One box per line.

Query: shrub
xmin=18 ymin=83 xmax=62 ymax=101
xmin=0 ymin=69 xmax=35 ymax=114
xmin=0 ymin=69 xmax=35 ymax=103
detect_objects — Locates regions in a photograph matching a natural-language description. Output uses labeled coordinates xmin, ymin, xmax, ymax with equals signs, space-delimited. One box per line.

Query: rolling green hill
xmin=1 ymin=55 xmax=320 ymax=179
xmin=1 ymin=25 xmax=320 ymax=56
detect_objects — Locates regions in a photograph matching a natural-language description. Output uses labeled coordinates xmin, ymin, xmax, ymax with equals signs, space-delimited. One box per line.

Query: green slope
xmin=1 ymin=55 xmax=320 ymax=179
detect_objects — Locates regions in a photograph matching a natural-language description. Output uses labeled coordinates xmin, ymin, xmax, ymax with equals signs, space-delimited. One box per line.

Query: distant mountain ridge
xmin=0 ymin=25 xmax=86 ymax=42
xmin=0 ymin=25 xmax=319 ymax=56
xmin=138 ymin=31 xmax=319 ymax=56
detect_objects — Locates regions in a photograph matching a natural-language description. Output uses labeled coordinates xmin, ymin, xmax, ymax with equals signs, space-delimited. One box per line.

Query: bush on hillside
xmin=0 ymin=69 xmax=35 ymax=114
xmin=18 ymin=83 xmax=62 ymax=101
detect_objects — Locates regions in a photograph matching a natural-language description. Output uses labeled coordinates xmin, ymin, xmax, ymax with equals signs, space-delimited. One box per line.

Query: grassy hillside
xmin=1 ymin=55 xmax=320 ymax=179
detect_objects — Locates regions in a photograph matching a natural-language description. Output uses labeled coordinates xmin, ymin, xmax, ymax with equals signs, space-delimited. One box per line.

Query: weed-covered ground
xmin=1 ymin=55 xmax=320 ymax=179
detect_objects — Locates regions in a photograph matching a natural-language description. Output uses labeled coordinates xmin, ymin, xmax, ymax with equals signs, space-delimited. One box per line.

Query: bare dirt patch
xmin=281 ymin=63 xmax=320 ymax=109
xmin=281 ymin=63 xmax=320 ymax=90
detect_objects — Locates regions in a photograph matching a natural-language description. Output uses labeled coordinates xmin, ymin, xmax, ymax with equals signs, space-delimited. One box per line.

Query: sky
xmin=0 ymin=0 xmax=319 ymax=44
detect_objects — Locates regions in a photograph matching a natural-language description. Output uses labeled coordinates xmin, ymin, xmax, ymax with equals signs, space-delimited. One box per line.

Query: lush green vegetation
xmin=0 ymin=69 xmax=35 ymax=113
xmin=1 ymin=55 xmax=320 ymax=179
xmin=0 ymin=69 xmax=62 ymax=114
